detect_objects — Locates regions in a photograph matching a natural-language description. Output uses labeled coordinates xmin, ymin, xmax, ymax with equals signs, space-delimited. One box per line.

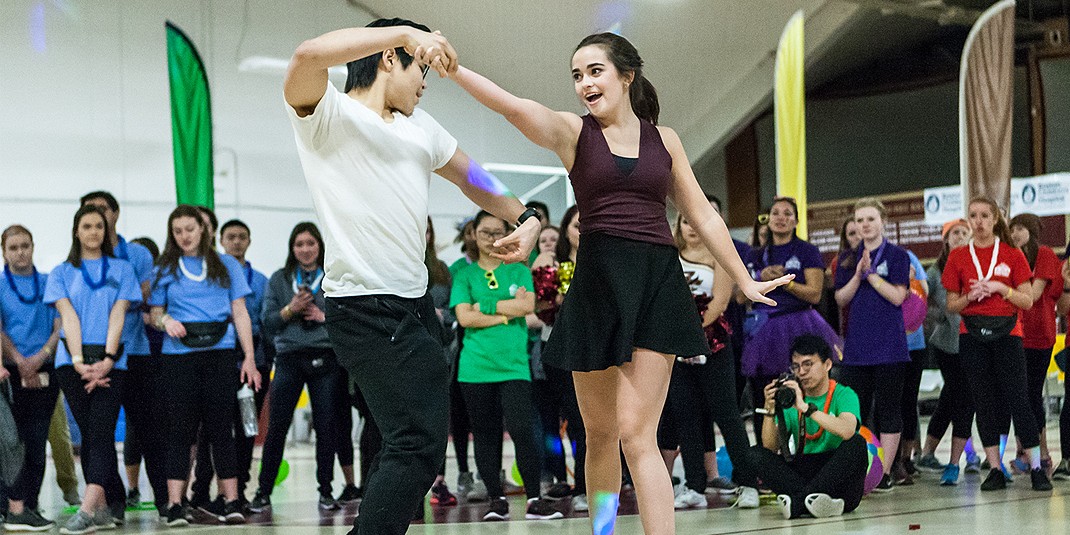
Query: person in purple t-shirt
xmin=742 ymin=197 xmax=842 ymax=441
xmin=834 ymin=198 xmax=910 ymax=493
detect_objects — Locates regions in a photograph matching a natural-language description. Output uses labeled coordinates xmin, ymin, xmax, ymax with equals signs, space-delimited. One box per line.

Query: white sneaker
xmin=804 ymin=493 xmax=845 ymax=518
xmin=777 ymin=495 xmax=792 ymax=519
xmin=571 ymin=493 xmax=588 ymax=512
xmin=466 ymin=479 xmax=488 ymax=502
xmin=673 ymin=485 xmax=706 ymax=509
xmin=734 ymin=486 xmax=760 ymax=509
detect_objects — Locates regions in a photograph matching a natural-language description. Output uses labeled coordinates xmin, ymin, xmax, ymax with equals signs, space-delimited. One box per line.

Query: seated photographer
xmin=747 ymin=334 xmax=867 ymax=519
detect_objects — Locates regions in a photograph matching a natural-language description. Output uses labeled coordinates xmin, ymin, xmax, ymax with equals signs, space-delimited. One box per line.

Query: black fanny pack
xmin=180 ymin=321 xmax=231 ymax=348
xmin=60 ymin=341 xmax=122 ymax=365
xmin=962 ymin=315 xmax=1017 ymax=342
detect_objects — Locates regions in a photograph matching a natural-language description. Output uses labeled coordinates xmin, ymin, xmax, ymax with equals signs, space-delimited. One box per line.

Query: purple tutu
xmin=741 ymin=308 xmax=842 ymax=377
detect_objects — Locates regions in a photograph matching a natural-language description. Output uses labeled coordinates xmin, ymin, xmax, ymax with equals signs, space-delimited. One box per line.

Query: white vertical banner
xmin=923 ymin=185 xmax=966 ymax=225
xmin=1009 ymin=173 xmax=1070 ymax=216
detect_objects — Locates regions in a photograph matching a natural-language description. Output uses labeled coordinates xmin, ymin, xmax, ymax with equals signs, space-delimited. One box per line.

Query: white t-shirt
xmin=679 ymin=256 xmax=714 ymax=297
xmin=287 ymin=83 xmax=458 ymax=298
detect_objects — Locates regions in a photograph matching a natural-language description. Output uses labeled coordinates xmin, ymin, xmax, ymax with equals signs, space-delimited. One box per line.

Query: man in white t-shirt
xmin=284 ymin=18 xmax=540 ymax=535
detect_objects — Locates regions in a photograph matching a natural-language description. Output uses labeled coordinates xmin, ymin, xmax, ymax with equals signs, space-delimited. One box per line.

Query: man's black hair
xmin=790 ymin=334 xmax=832 ymax=362
xmin=220 ymin=219 xmax=250 ymax=236
xmin=80 ymin=191 xmax=120 ymax=212
xmin=344 ymin=18 xmax=431 ymax=92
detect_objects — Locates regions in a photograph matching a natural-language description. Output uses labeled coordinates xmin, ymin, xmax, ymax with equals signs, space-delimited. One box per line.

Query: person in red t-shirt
xmin=942 ymin=197 xmax=1050 ymax=492
xmin=1008 ymin=213 xmax=1062 ymax=472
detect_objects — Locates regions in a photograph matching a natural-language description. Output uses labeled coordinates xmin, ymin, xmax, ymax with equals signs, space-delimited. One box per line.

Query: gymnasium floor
xmin=30 ymin=419 xmax=1070 ymax=534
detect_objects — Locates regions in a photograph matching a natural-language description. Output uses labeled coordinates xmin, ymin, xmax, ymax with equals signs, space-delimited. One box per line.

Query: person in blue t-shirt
xmin=148 ymin=205 xmax=261 ymax=527
xmin=0 ymin=225 xmax=62 ymax=531
xmin=80 ymin=190 xmax=166 ymax=513
xmin=188 ymin=219 xmax=272 ymax=509
xmin=45 ymin=205 xmax=141 ymax=534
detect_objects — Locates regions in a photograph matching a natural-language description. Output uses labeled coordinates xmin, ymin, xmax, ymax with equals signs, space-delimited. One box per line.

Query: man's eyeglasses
xmin=789 ymin=360 xmax=816 ymax=374
xmin=485 ymin=270 xmax=499 ymax=290
xmin=421 ymin=64 xmax=430 ymax=79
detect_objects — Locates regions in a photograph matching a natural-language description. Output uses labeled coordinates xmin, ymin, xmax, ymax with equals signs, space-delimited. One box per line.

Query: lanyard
xmin=115 ymin=235 xmax=129 ymax=261
xmin=293 ymin=267 xmax=324 ymax=294
xmin=80 ymin=257 xmax=110 ymax=290
xmin=243 ymin=262 xmax=254 ymax=286
xmin=4 ymin=265 xmax=42 ymax=304
xmin=762 ymin=237 xmax=795 ymax=269
xmin=968 ymin=238 xmax=1000 ymax=281
xmin=179 ymin=257 xmax=208 ymax=282
xmin=801 ymin=380 xmax=838 ymax=441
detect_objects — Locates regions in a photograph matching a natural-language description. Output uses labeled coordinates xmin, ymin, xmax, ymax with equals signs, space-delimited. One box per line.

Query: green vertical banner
xmin=166 ymin=21 xmax=214 ymax=209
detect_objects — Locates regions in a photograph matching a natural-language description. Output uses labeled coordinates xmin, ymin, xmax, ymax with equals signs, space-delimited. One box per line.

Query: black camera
xmin=774 ymin=372 xmax=800 ymax=410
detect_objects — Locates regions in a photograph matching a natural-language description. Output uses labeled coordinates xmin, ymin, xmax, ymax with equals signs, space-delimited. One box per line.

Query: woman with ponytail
xmin=942 ymin=198 xmax=1050 ymax=492
xmin=449 ymin=32 xmax=789 ymax=533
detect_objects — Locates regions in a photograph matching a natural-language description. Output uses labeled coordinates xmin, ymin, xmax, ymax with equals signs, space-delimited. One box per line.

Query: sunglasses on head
xmin=485 ymin=270 xmax=499 ymax=290
xmin=757 ymin=214 xmax=769 ymax=225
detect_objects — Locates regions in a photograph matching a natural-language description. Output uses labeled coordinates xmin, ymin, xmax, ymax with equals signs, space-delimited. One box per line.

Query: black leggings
xmin=747 ymin=435 xmax=867 ymax=518
xmin=258 ymin=350 xmax=341 ymax=496
xmin=6 ymin=368 xmax=58 ymax=508
xmin=56 ymin=366 xmax=125 ymax=507
xmin=839 ymin=363 xmax=905 ymax=434
xmin=926 ymin=348 xmax=974 ymax=441
xmin=900 ymin=349 xmax=927 ymax=442
xmin=532 ymin=364 xmax=586 ymax=493
xmin=121 ymin=354 xmax=169 ymax=508
xmin=1023 ymin=347 xmax=1052 ymax=432
xmin=461 ymin=380 xmax=542 ymax=499
xmin=750 ymin=374 xmax=779 ymax=443
xmin=163 ymin=351 xmax=240 ymax=482
xmin=668 ymin=345 xmax=755 ymax=493
xmin=960 ymin=334 xmax=1039 ymax=449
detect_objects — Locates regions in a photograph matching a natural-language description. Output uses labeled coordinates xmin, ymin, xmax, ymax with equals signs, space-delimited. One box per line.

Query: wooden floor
xmin=29 ymin=418 xmax=1070 ymax=534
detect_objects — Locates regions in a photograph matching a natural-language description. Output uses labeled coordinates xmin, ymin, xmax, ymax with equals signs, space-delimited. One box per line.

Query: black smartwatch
xmin=803 ymin=403 xmax=818 ymax=418
xmin=516 ymin=207 xmax=540 ymax=227
xmin=104 ymin=353 xmax=117 ymax=363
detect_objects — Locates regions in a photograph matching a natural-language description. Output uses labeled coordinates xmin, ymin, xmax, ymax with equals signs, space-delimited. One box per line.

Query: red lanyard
xmin=800 ymin=380 xmax=837 ymax=441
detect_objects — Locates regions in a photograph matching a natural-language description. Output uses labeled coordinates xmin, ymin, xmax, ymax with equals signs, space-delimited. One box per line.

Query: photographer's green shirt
xmin=450 ymin=262 xmax=534 ymax=384
xmin=779 ymin=383 xmax=861 ymax=455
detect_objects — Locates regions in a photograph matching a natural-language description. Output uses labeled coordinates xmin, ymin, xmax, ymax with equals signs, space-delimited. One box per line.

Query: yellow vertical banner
xmin=775 ymin=10 xmax=807 ymax=238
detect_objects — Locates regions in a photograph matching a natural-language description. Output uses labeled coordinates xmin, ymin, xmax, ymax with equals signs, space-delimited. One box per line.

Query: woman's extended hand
xmin=740 ymin=274 xmax=794 ymax=306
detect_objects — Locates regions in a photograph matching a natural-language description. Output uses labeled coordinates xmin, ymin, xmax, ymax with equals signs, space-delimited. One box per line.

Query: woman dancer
xmin=450 ymin=33 xmax=788 ymax=533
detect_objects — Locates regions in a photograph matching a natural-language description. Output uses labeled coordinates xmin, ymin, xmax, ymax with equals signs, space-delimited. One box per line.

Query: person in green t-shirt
xmin=747 ymin=335 xmax=868 ymax=520
xmin=450 ymin=211 xmax=562 ymax=521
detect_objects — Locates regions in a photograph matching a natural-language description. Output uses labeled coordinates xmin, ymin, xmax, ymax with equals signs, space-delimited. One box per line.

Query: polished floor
xmin=25 ymin=418 xmax=1070 ymax=534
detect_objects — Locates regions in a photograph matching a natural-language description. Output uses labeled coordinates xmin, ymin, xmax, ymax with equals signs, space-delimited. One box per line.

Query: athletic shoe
xmin=916 ymin=453 xmax=943 ymax=473
xmin=108 ymin=501 xmax=124 ymax=526
xmin=873 ymin=474 xmax=894 ymax=493
xmin=733 ymin=486 xmax=759 ymax=509
xmin=892 ymin=462 xmax=914 ymax=486
xmin=59 ymin=510 xmax=95 ymax=535
xmin=673 ymin=486 xmax=706 ymax=509
xmin=126 ymin=489 xmax=141 ymax=509
xmin=430 ymin=482 xmax=457 ymax=506
xmin=903 ymin=458 xmax=919 ymax=476
xmin=940 ymin=464 xmax=960 ymax=486
xmin=456 ymin=472 xmax=475 ymax=496
xmin=1031 ymin=468 xmax=1053 ymax=491
xmin=164 ymin=504 xmax=189 ymax=527
xmin=776 ymin=495 xmax=793 ymax=519
xmin=3 ymin=510 xmax=55 ymax=532
xmin=482 ymin=497 xmax=509 ymax=521
xmin=544 ymin=482 xmax=572 ymax=500
xmin=525 ymin=497 xmax=564 ymax=520
xmin=980 ymin=468 xmax=1007 ymax=491
xmin=247 ymin=490 xmax=271 ymax=513
xmin=965 ymin=450 xmax=981 ymax=474
xmin=705 ymin=476 xmax=738 ymax=495
xmin=196 ymin=495 xmax=224 ymax=519
xmin=804 ymin=493 xmax=845 ymax=518
xmin=1052 ymin=459 xmax=1070 ymax=481
xmin=318 ymin=493 xmax=339 ymax=511
xmin=222 ymin=500 xmax=245 ymax=524
xmin=571 ymin=493 xmax=588 ymax=512
xmin=336 ymin=484 xmax=361 ymax=504
xmin=92 ymin=509 xmax=116 ymax=531
xmin=466 ymin=479 xmax=489 ymax=502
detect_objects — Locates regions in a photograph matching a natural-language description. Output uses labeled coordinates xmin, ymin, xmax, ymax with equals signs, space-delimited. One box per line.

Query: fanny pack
xmin=180 ymin=321 xmax=231 ymax=348
xmin=60 ymin=341 xmax=122 ymax=365
xmin=961 ymin=315 xmax=1016 ymax=342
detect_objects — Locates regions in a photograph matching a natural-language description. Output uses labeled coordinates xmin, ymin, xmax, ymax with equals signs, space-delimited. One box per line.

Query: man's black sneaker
xmin=222 ymin=500 xmax=245 ymax=524
xmin=525 ymin=497 xmax=564 ymax=520
xmin=981 ymin=468 xmax=1007 ymax=491
xmin=109 ymin=500 xmax=126 ymax=526
xmin=318 ymin=492 xmax=339 ymax=510
xmin=3 ymin=509 xmax=55 ymax=531
xmin=1031 ymin=468 xmax=1053 ymax=491
xmin=337 ymin=484 xmax=361 ymax=504
xmin=872 ymin=474 xmax=894 ymax=493
xmin=165 ymin=504 xmax=189 ymax=527
xmin=544 ymin=483 xmax=572 ymax=500
xmin=247 ymin=489 xmax=271 ymax=513
xmin=482 ymin=497 xmax=510 ymax=521
xmin=126 ymin=488 xmax=141 ymax=509
xmin=198 ymin=496 xmax=225 ymax=520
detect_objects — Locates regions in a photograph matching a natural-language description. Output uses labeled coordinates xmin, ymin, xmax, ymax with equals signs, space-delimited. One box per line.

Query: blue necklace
xmin=80 ymin=256 xmax=110 ymax=290
xmin=4 ymin=265 xmax=42 ymax=304
xmin=115 ymin=235 xmax=129 ymax=260
xmin=243 ymin=261 xmax=254 ymax=286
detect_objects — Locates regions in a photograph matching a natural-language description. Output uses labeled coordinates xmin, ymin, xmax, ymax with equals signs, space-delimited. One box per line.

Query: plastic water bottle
xmin=238 ymin=385 xmax=258 ymax=437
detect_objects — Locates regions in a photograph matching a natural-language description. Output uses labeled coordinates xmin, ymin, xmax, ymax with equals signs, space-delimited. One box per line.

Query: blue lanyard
xmin=4 ymin=265 xmax=42 ymax=304
xmin=114 ymin=235 xmax=129 ymax=260
xmin=295 ymin=268 xmax=323 ymax=294
xmin=243 ymin=261 xmax=254 ymax=286
xmin=79 ymin=257 xmax=110 ymax=290
xmin=762 ymin=237 xmax=796 ymax=269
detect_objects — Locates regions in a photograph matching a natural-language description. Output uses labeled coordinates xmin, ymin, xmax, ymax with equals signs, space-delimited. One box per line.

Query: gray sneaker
xmin=915 ymin=453 xmax=944 ymax=473
xmin=466 ymin=479 xmax=488 ymax=502
xmin=59 ymin=510 xmax=95 ymax=535
xmin=93 ymin=508 xmax=116 ymax=531
xmin=457 ymin=472 xmax=475 ymax=496
xmin=3 ymin=510 xmax=54 ymax=532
